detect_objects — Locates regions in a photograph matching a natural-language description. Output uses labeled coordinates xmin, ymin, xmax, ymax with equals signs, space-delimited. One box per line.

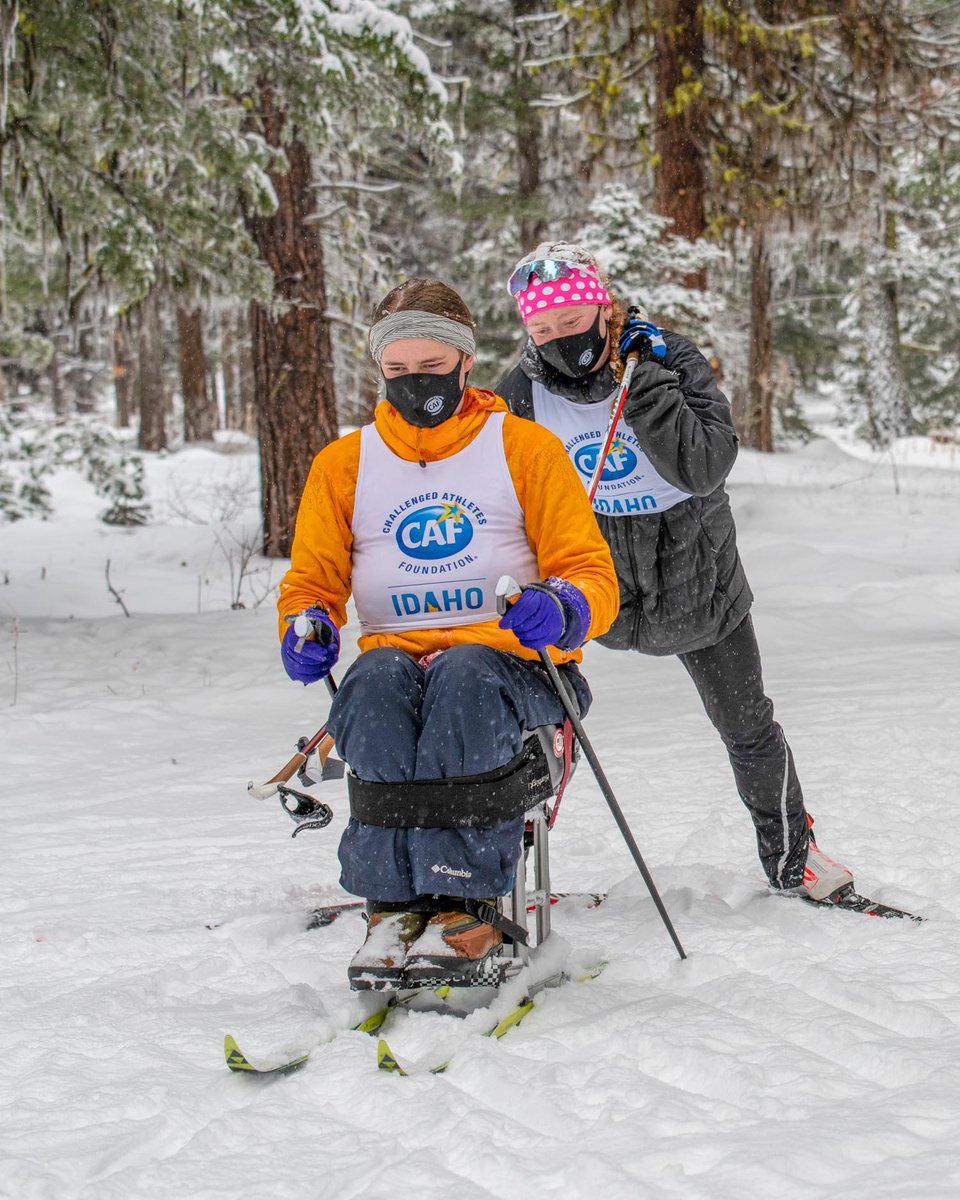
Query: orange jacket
xmin=277 ymin=388 xmax=618 ymax=665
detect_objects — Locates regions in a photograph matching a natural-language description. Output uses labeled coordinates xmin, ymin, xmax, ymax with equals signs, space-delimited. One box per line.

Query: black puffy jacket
xmin=496 ymin=331 xmax=753 ymax=656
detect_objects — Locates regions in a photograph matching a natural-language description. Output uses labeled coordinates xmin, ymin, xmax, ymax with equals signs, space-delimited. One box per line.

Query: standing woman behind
xmin=277 ymin=277 xmax=618 ymax=990
xmin=496 ymin=241 xmax=854 ymax=903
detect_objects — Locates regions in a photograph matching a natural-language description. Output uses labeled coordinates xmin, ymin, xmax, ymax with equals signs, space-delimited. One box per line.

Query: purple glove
xmin=281 ymin=609 xmax=340 ymax=684
xmin=498 ymin=578 xmax=590 ymax=651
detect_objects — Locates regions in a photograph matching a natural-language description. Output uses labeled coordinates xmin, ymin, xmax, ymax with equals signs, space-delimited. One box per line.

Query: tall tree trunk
xmin=861 ymin=244 xmax=914 ymax=447
xmin=237 ymin=307 xmax=256 ymax=436
xmin=220 ymin=309 xmax=240 ymax=430
xmin=245 ymin=83 xmax=337 ymax=558
xmin=862 ymin=182 xmax=914 ymax=446
xmin=512 ymin=0 xmax=544 ymax=252
xmin=48 ymin=336 xmax=68 ymax=422
xmin=208 ymin=364 xmax=220 ymax=427
xmin=0 ymin=3 xmax=17 ymax=325
xmin=113 ymin=314 xmax=134 ymax=427
xmin=177 ymin=304 xmax=216 ymax=443
xmin=73 ymin=319 xmax=96 ymax=413
xmin=653 ymin=0 xmax=707 ymax=288
xmin=744 ymin=223 xmax=774 ymax=452
xmin=137 ymin=289 xmax=166 ymax=452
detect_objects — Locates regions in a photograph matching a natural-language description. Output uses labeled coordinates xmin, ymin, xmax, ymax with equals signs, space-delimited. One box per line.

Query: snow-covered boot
xmin=802 ymin=840 xmax=855 ymax=902
xmin=402 ymin=909 xmax=504 ymax=988
xmin=347 ymin=910 xmax=429 ymax=992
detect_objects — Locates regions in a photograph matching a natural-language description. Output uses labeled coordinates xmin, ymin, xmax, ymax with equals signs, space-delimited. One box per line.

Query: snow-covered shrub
xmin=0 ymin=407 xmax=151 ymax=526
xmin=74 ymin=425 xmax=151 ymax=526
xmin=0 ymin=408 xmax=54 ymax=522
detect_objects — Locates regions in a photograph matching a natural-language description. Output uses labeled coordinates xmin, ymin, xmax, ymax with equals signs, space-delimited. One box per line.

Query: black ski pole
xmin=497 ymin=577 xmax=687 ymax=961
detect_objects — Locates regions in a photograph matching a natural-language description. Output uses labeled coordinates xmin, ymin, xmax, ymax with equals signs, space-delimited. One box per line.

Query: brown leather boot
xmin=403 ymin=909 xmax=504 ymax=988
xmin=347 ymin=910 xmax=428 ymax=992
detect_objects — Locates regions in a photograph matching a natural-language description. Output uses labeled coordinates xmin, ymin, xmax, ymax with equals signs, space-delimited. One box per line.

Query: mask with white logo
xmin=384 ymin=362 xmax=466 ymax=427
xmin=536 ymin=308 xmax=608 ymax=379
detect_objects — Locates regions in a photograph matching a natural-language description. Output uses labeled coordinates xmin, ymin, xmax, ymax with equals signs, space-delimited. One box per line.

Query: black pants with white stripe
xmin=678 ymin=614 xmax=810 ymax=889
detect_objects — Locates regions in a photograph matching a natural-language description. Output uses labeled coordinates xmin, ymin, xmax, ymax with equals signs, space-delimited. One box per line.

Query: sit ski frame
xmin=229 ymin=604 xmax=921 ymax=1075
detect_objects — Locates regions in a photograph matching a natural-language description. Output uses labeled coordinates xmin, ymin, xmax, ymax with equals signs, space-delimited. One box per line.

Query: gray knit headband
xmin=368 ymin=311 xmax=477 ymax=364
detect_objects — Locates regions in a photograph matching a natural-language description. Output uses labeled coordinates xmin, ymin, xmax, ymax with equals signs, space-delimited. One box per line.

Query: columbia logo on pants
xmin=431 ymin=864 xmax=472 ymax=879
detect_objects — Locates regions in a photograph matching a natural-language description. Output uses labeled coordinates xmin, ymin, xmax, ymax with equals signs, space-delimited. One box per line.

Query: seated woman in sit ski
xmin=276 ymin=277 xmax=619 ymax=990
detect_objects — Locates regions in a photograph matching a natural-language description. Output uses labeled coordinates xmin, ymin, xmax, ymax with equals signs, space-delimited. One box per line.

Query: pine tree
xmin=194 ymin=0 xmax=444 ymax=555
xmin=4 ymin=1 xmax=443 ymax=551
xmin=816 ymin=0 xmax=960 ymax=444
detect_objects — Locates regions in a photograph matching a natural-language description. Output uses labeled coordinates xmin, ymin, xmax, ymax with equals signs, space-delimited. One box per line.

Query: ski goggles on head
xmin=507 ymin=258 xmax=598 ymax=296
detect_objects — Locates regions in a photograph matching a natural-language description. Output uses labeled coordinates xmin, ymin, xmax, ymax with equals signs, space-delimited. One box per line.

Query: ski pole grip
xmin=620 ymin=354 xmax=640 ymax=388
xmin=496 ymin=575 xmax=522 ymax=617
xmin=287 ymin=611 xmax=338 ymax=694
xmin=288 ymin=610 xmax=334 ymax=653
xmin=623 ymin=305 xmax=648 ymax=365
xmin=288 ymin=613 xmax=338 ymax=694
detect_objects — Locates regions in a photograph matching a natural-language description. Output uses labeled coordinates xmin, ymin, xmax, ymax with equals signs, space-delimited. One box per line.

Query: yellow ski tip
xmin=377 ymin=1037 xmax=408 ymax=1074
xmin=224 ymin=1033 xmax=311 ymax=1075
xmin=354 ymin=1005 xmax=392 ymax=1035
xmin=224 ymin=1034 xmax=254 ymax=1072
xmin=487 ymin=998 xmax=535 ymax=1040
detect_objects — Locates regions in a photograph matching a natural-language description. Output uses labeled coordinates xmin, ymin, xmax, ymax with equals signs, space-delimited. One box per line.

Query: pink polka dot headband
xmin=507 ymin=258 xmax=611 ymax=324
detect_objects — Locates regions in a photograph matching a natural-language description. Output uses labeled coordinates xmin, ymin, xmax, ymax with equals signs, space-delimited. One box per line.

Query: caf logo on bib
xmin=396 ymin=503 xmax=473 ymax=560
xmin=573 ymin=437 xmax=638 ymax=482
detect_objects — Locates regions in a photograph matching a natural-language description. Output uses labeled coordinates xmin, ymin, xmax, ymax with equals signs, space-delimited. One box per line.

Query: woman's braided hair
xmin=606 ymin=298 xmax=630 ymax=383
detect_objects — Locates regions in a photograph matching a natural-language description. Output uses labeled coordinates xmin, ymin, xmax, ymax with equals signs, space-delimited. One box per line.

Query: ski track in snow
xmin=1 ymin=436 xmax=959 ymax=1199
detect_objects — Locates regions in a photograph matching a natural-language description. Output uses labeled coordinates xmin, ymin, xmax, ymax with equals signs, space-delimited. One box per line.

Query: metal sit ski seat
xmin=505 ymin=719 xmax=579 ymax=964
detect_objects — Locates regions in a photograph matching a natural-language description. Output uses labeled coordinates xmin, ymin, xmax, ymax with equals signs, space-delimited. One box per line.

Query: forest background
xmin=1 ymin=0 xmax=958 ymax=560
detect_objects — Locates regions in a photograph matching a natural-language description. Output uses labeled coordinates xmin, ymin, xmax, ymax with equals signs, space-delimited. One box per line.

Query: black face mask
xmin=384 ymin=362 xmax=466 ymax=428
xmin=536 ymin=308 xmax=608 ymax=379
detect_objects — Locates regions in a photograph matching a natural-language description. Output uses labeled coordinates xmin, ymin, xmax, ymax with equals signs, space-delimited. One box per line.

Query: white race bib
xmin=351 ymin=413 xmax=540 ymax=632
xmin=532 ymin=381 xmax=691 ymax=516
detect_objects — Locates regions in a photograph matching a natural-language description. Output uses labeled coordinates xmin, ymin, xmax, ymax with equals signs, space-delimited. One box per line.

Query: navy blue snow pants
xmin=327 ymin=644 xmax=591 ymax=903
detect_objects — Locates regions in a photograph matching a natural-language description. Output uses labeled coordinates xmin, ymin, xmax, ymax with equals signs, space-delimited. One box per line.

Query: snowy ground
xmin=2 ymin=424 xmax=959 ymax=1200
